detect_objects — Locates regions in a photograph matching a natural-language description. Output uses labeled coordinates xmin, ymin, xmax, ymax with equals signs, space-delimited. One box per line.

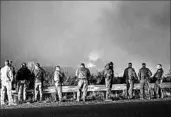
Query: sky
xmin=1 ymin=1 xmax=170 ymax=75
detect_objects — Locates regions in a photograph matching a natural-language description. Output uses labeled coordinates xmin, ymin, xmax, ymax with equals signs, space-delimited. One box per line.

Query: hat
xmin=5 ymin=60 xmax=9 ymax=63
xmin=109 ymin=62 xmax=113 ymax=66
xmin=80 ymin=63 xmax=85 ymax=66
xmin=142 ymin=63 xmax=146 ymax=66
xmin=21 ymin=62 xmax=26 ymax=66
xmin=56 ymin=66 xmax=61 ymax=71
xmin=36 ymin=62 xmax=40 ymax=67
xmin=128 ymin=62 xmax=132 ymax=65
xmin=128 ymin=62 xmax=132 ymax=67
xmin=105 ymin=64 xmax=110 ymax=70
xmin=157 ymin=64 xmax=162 ymax=69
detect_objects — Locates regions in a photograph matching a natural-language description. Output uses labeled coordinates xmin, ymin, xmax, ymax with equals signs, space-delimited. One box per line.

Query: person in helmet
xmin=153 ymin=64 xmax=164 ymax=98
xmin=138 ymin=63 xmax=152 ymax=99
xmin=33 ymin=62 xmax=45 ymax=102
xmin=16 ymin=62 xmax=31 ymax=103
xmin=75 ymin=63 xmax=90 ymax=102
xmin=123 ymin=63 xmax=138 ymax=99
xmin=54 ymin=66 xmax=64 ymax=102
xmin=104 ymin=62 xmax=113 ymax=100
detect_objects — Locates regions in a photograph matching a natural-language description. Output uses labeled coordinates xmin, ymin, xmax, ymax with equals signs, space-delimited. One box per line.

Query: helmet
xmin=80 ymin=63 xmax=85 ymax=67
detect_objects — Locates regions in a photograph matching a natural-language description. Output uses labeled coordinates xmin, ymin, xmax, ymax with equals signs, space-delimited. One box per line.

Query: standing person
xmin=33 ymin=63 xmax=44 ymax=102
xmin=38 ymin=63 xmax=46 ymax=81
xmin=53 ymin=66 xmax=64 ymax=102
xmin=75 ymin=63 xmax=90 ymax=102
xmin=16 ymin=62 xmax=31 ymax=103
xmin=9 ymin=60 xmax=16 ymax=90
xmin=9 ymin=60 xmax=16 ymax=77
xmin=123 ymin=63 xmax=138 ymax=99
xmin=0 ymin=60 xmax=16 ymax=105
xmin=138 ymin=63 xmax=152 ymax=100
xmin=153 ymin=64 xmax=164 ymax=98
xmin=104 ymin=62 xmax=114 ymax=100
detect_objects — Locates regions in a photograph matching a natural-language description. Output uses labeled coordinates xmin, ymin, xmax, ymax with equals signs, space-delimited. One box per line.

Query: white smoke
xmin=87 ymin=50 xmax=100 ymax=68
xmin=88 ymin=49 xmax=104 ymax=61
xmin=88 ymin=51 xmax=99 ymax=62
xmin=86 ymin=49 xmax=105 ymax=69
xmin=87 ymin=62 xmax=96 ymax=68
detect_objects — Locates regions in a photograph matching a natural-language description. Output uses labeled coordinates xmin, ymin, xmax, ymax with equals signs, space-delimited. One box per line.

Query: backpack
xmin=104 ymin=69 xmax=112 ymax=78
xmin=78 ymin=68 xmax=89 ymax=78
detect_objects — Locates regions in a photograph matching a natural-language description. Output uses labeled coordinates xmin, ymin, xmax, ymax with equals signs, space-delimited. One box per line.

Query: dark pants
xmin=105 ymin=78 xmax=112 ymax=99
xmin=140 ymin=79 xmax=151 ymax=99
xmin=126 ymin=80 xmax=134 ymax=99
xmin=154 ymin=80 xmax=161 ymax=98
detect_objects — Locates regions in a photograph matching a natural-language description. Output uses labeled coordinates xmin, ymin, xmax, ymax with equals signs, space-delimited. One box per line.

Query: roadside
xmin=1 ymin=97 xmax=171 ymax=109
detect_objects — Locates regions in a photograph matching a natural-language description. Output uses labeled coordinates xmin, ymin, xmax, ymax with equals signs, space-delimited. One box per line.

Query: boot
xmin=1 ymin=102 xmax=6 ymax=106
xmin=76 ymin=98 xmax=80 ymax=102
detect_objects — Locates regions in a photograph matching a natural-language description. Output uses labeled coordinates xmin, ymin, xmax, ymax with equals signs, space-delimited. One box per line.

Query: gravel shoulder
xmin=1 ymin=97 xmax=171 ymax=109
xmin=1 ymin=98 xmax=171 ymax=117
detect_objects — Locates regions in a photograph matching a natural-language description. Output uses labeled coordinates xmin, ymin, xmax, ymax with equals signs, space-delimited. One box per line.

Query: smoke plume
xmin=1 ymin=1 xmax=170 ymax=74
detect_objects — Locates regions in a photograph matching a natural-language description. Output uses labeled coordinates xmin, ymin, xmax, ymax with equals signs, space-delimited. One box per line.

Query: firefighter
xmin=75 ymin=63 xmax=90 ymax=102
xmin=16 ymin=62 xmax=31 ymax=103
xmin=54 ymin=66 xmax=64 ymax=102
xmin=153 ymin=64 xmax=164 ymax=98
xmin=33 ymin=63 xmax=45 ymax=102
xmin=123 ymin=63 xmax=138 ymax=99
xmin=0 ymin=60 xmax=16 ymax=105
xmin=104 ymin=62 xmax=114 ymax=100
xmin=138 ymin=63 xmax=152 ymax=99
